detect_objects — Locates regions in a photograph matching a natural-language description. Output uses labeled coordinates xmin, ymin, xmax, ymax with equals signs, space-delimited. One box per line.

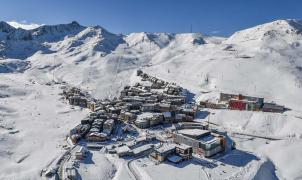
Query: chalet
xmin=142 ymin=85 xmax=151 ymax=92
xmin=70 ymin=134 xmax=81 ymax=144
xmin=137 ymin=69 xmax=143 ymax=76
xmin=110 ymin=113 xmax=119 ymax=120
xmin=145 ymin=97 xmax=159 ymax=104
xmin=103 ymin=119 xmax=115 ymax=135
xmin=135 ymin=118 xmax=150 ymax=129
xmin=108 ymin=107 xmax=121 ymax=114
xmin=86 ymin=143 xmax=103 ymax=150
xmin=120 ymin=90 xmax=127 ymax=98
xmin=69 ymin=95 xmax=87 ymax=107
xmin=181 ymin=105 xmax=197 ymax=118
xmin=155 ymin=131 xmax=173 ymax=143
xmin=220 ymin=93 xmax=264 ymax=111
xmin=75 ymin=146 xmax=87 ymax=160
xmin=89 ymin=127 xmax=99 ymax=133
xmin=81 ymin=117 xmax=90 ymax=125
xmin=168 ymin=98 xmax=186 ymax=105
xmin=155 ymin=103 xmax=171 ymax=112
xmin=115 ymin=145 xmax=132 ymax=157
xmin=219 ymin=93 xmax=239 ymax=102
xmin=164 ymin=84 xmax=182 ymax=95
xmin=151 ymin=82 xmax=164 ymax=89
xmin=175 ymin=113 xmax=186 ymax=122
xmin=135 ymin=113 xmax=153 ymax=128
xmin=69 ymin=124 xmax=91 ymax=143
xmin=262 ymin=103 xmax=284 ymax=113
xmin=87 ymin=101 xmax=96 ymax=111
xmin=125 ymin=101 xmax=143 ymax=110
xmin=130 ymin=109 xmax=141 ymax=115
xmin=162 ymin=112 xmax=173 ymax=123
xmin=139 ymin=92 xmax=152 ymax=97
xmin=150 ymin=144 xmax=176 ymax=162
xmin=86 ymin=132 xmax=108 ymax=141
xmin=132 ymin=144 xmax=154 ymax=157
xmin=141 ymin=103 xmax=156 ymax=112
xmin=174 ymin=113 xmax=193 ymax=122
xmin=175 ymin=144 xmax=193 ymax=160
xmin=122 ymin=124 xmax=137 ymax=134
xmin=173 ymin=129 xmax=226 ymax=157
xmin=149 ymin=113 xmax=164 ymax=126
xmin=165 ymin=95 xmax=186 ymax=104
xmin=229 ymin=99 xmax=247 ymax=110
xmin=199 ymin=101 xmax=227 ymax=109
xmin=119 ymin=111 xmax=137 ymax=122
xmin=91 ymin=119 xmax=105 ymax=130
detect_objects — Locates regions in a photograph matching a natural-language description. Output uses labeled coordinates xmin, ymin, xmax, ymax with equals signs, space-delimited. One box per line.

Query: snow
xmin=7 ymin=21 xmax=42 ymax=30
xmin=155 ymin=144 xmax=175 ymax=153
xmin=178 ymin=129 xmax=209 ymax=137
xmin=1 ymin=19 xmax=302 ymax=179
xmin=138 ymin=151 xmax=263 ymax=180
xmin=0 ymin=73 xmax=88 ymax=179
xmin=132 ymin=144 xmax=153 ymax=155
xmin=115 ymin=145 xmax=131 ymax=154
xmin=77 ymin=152 xmax=117 ymax=180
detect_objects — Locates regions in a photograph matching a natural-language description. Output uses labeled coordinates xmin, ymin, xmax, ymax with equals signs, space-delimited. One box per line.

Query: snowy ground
xmin=0 ymin=73 xmax=88 ymax=180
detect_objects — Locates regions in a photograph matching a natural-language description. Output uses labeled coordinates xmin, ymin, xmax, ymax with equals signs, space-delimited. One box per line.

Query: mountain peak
xmin=0 ymin=21 xmax=16 ymax=33
xmin=28 ymin=21 xmax=85 ymax=42
xmin=70 ymin=21 xmax=80 ymax=27
xmin=227 ymin=19 xmax=302 ymax=44
xmin=35 ymin=21 xmax=84 ymax=33
xmin=285 ymin=19 xmax=302 ymax=31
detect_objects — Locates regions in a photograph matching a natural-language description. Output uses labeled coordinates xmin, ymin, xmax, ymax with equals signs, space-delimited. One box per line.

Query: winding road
xmin=127 ymin=159 xmax=141 ymax=180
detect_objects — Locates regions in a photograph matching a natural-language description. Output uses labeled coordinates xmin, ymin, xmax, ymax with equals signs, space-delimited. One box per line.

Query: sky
xmin=1 ymin=0 xmax=302 ymax=36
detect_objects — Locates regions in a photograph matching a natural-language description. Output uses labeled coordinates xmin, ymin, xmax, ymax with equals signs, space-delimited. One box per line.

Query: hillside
xmin=0 ymin=19 xmax=302 ymax=180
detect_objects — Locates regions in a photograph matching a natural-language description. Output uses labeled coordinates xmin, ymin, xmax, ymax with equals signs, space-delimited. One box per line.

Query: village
xmin=41 ymin=70 xmax=286 ymax=180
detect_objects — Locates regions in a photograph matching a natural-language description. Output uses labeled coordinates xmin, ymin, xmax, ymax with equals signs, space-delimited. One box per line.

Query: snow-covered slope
xmin=1 ymin=19 xmax=302 ymax=180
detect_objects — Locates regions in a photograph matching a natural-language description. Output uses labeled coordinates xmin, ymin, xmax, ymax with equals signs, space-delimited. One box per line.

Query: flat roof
xmin=176 ymin=143 xmax=192 ymax=150
xmin=133 ymin=144 xmax=153 ymax=154
xmin=178 ymin=129 xmax=210 ymax=138
xmin=199 ymin=134 xmax=216 ymax=143
xmin=137 ymin=112 xmax=154 ymax=120
xmin=115 ymin=145 xmax=131 ymax=153
xmin=162 ymin=112 xmax=172 ymax=117
xmin=155 ymin=144 xmax=176 ymax=153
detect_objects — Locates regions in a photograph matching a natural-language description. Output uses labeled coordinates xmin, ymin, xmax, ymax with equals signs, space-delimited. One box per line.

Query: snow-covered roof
xmin=176 ymin=143 xmax=192 ymax=150
xmin=132 ymin=144 xmax=153 ymax=154
xmin=198 ymin=134 xmax=216 ymax=143
xmin=115 ymin=145 xmax=131 ymax=154
xmin=178 ymin=129 xmax=210 ymax=138
xmin=162 ymin=112 xmax=172 ymax=117
xmin=155 ymin=144 xmax=176 ymax=153
xmin=137 ymin=112 xmax=154 ymax=119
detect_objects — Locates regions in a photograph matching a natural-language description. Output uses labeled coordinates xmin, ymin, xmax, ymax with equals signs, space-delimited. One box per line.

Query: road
xmin=127 ymin=159 xmax=141 ymax=180
xmin=200 ymin=167 xmax=211 ymax=180
xmin=59 ymin=145 xmax=78 ymax=180
xmin=209 ymin=123 xmax=284 ymax=141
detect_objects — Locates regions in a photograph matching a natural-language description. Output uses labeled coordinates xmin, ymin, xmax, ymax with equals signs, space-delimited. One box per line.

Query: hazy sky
xmin=1 ymin=0 xmax=302 ymax=36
